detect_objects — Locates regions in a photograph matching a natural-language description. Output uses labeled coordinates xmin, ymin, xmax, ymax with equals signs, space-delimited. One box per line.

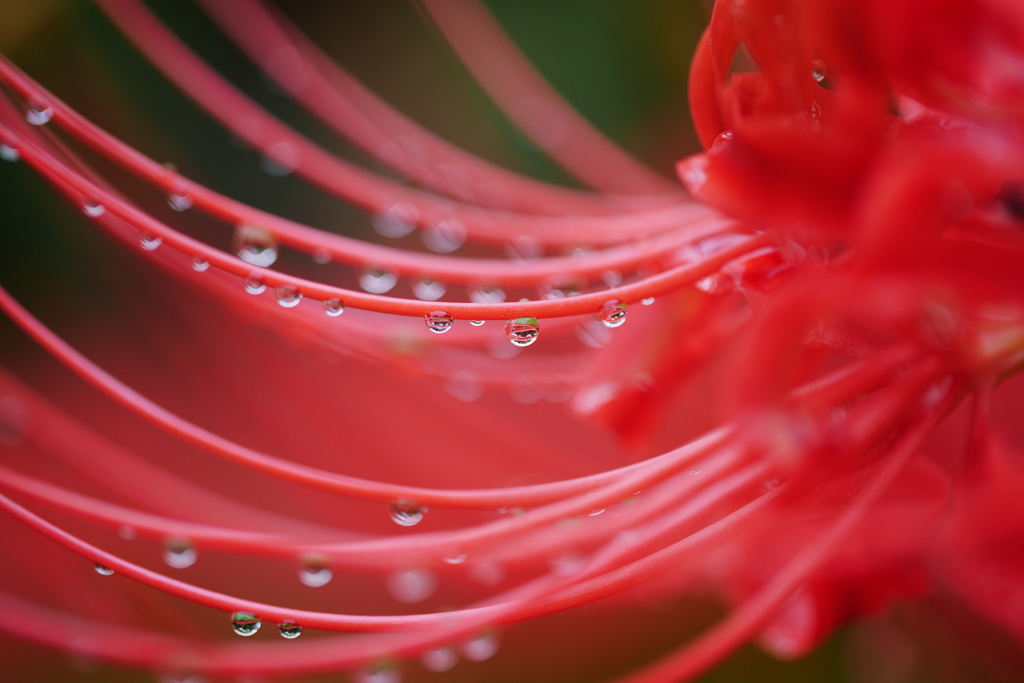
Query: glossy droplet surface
xmin=641 ymin=297 xmax=655 ymax=306
xmin=140 ymin=234 xmax=163 ymax=251
xmin=421 ymin=646 xmax=458 ymax=672
xmin=811 ymin=58 xmax=827 ymax=83
xmin=425 ymin=311 xmax=453 ymax=334
xmin=390 ymin=500 xmax=426 ymax=527
xmin=26 ymin=103 xmax=53 ymax=125
xmin=299 ymin=555 xmax=333 ymax=587
xmin=93 ymin=563 xmax=114 ymax=576
xmin=469 ymin=320 xmax=485 ymax=327
xmin=505 ymin=317 xmax=539 ymax=347
xmin=360 ymin=268 xmax=397 ymax=294
xmin=388 ymin=568 xmax=438 ymax=603
xmin=422 ymin=220 xmax=465 ymax=253
xmin=163 ymin=540 xmax=196 ymax=569
xmin=233 ymin=225 xmax=278 ymax=267
xmin=323 ymin=298 xmax=345 ymax=316
xmin=373 ymin=203 xmax=417 ymax=239
xmin=231 ymin=611 xmax=260 ymax=636
xmin=276 ymin=285 xmax=302 ymax=308
xmin=83 ymin=201 xmax=105 ymax=217
xmin=278 ymin=621 xmax=302 ymax=639
xmin=244 ymin=276 xmax=266 ymax=295
xmin=167 ymin=193 xmax=192 ymax=211
xmin=412 ymin=279 xmax=445 ymax=301
xmin=191 ymin=257 xmax=209 ymax=272
xmin=599 ymin=301 xmax=628 ymax=328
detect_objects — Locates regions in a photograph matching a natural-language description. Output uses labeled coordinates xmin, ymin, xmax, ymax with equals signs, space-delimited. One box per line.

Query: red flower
xmin=1 ymin=1 xmax=1023 ymax=682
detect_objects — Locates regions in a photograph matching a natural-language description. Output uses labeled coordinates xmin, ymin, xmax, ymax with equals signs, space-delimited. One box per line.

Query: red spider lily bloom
xmin=1 ymin=1 xmax=1023 ymax=682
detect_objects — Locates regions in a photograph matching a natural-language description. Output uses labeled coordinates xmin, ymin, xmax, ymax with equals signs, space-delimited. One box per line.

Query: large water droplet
xmin=140 ymin=234 xmax=163 ymax=251
xmin=163 ymin=540 xmax=196 ymax=569
xmin=83 ymin=201 xmax=106 ymax=218
xmin=323 ymin=298 xmax=345 ymax=316
xmin=599 ymin=301 xmax=627 ymax=328
xmin=26 ymin=103 xmax=53 ymax=125
xmin=0 ymin=144 xmax=20 ymax=162
xmin=244 ymin=276 xmax=266 ymax=295
xmin=412 ymin=279 xmax=445 ymax=301
xmin=93 ymin=563 xmax=114 ymax=576
xmin=387 ymin=568 xmax=438 ymax=603
xmin=422 ymin=220 xmax=465 ymax=253
xmin=299 ymin=555 xmax=333 ymax=587
xmin=360 ymin=268 xmax=397 ymax=294
xmin=233 ymin=225 xmax=279 ymax=267
xmin=390 ymin=500 xmax=426 ymax=527
xmin=505 ymin=317 xmax=539 ymax=347
xmin=421 ymin=647 xmax=458 ymax=673
xmin=469 ymin=285 xmax=505 ymax=304
xmin=231 ymin=611 xmax=260 ymax=636
xmin=461 ymin=632 xmax=499 ymax=662
xmin=276 ymin=285 xmax=302 ymax=308
xmin=425 ymin=311 xmax=453 ymax=334
xmin=278 ymin=621 xmax=302 ymax=639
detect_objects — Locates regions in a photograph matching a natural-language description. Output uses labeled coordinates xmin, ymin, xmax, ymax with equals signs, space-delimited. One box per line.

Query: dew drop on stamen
xmin=230 ymin=611 xmax=260 ymax=636
xmin=82 ymin=201 xmax=105 ymax=217
xmin=373 ymin=203 xmax=417 ymax=239
xmin=0 ymin=143 xmax=20 ymax=162
xmin=191 ymin=257 xmax=209 ymax=272
xmin=140 ymin=234 xmax=163 ymax=251
xmin=233 ymin=225 xmax=279 ymax=267
xmin=642 ymin=297 xmax=655 ymax=306
xmin=505 ymin=317 xmax=539 ymax=347
xmin=421 ymin=646 xmax=458 ymax=672
xmin=323 ymin=298 xmax=345 ymax=317
xmin=278 ymin=622 xmax=302 ymax=639
xmin=443 ymin=551 xmax=467 ymax=565
xmin=167 ymin=193 xmax=193 ymax=212
xmin=461 ymin=632 xmax=499 ymax=662
xmin=163 ymin=540 xmax=196 ymax=569
xmin=360 ymin=267 xmax=397 ymax=294
xmin=355 ymin=663 xmax=401 ymax=683
xmin=505 ymin=234 xmax=543 ymax=264
xmin=422 ymin=220 xmax=465 ymax=254
xmin=387 ymin=568 xmax=438 ymax=603
xmin=244 ymin=276 xmax=266 ymax=295
xmin=412 ymin=278 xmax=445 ymax=301
xmin=276 ymin=285 xmax=302 ymax=308
xmin=25 ymin=103 xmax=53 ymax=125
xmin=93 ymin=563 xmax=114 ymax=576
xmin=469 ymin=320 xmax=485 ymax=327
xmin=390 ymin=500 xmax=427 ymax=527
xmin=599 ymin=301 xmax=628 ymax=328
xmin=298 ymin=554 xmax=333 ymax=587
xmin=425 ymin=311 xmax=453 ymax=334
xmin=470 ymin=285 xmax=505 ymax=304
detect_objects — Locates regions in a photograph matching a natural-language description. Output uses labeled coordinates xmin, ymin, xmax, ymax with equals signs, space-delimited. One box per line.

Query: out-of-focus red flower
xmin=1 ymin=1 xmax=1023 ymax=682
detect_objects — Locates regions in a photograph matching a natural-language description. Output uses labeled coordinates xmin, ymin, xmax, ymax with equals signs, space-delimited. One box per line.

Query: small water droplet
xmin=244 ymin=276 xmax=266 ymax=295
xmin=390 ymin=500 xmax=427 ymax=527
xmin=443 ymin=551 xmax=467 ymax=565
xmin=412 ymin=279 xmax=445 ymax=301
xmin=0 ymin=144 xmax=19 ymax=162
xmin=231 ymin=611 xmax=260 ymax=636
xmin=387 ymin=568 xmax=438 ymax=603
xmin=323 ymin=298 xmax=345 ymax=316
xmin=140 ymin=234 xmax=163 ymax=251
xmin=93 ymin=563 xmax=114 ymax=576
xmin=354 ymin=663 xmax=400 ymax=683
xmin=191 ymin=257 xmax=209 ymax=272
xmin=26 ymin=103 xmax=53 ymax=125
xmin=421 ymin=646 xmax=458 ymax=672
xmin=83 ymin=201 xmax=106 ymax=217
xmin=298 ymin=555 xmax=333 ymax=587
xmin=811 ymin=58 xmax=827 ymax=83
xmin=461 ymin=632 xmax=499 ymax=662
xmin=278 ymin=621 xmax=302 ymax=639
xmin=163 ymin=540 xmax=196 ymax=569
xmin=425 ymin=311 xmax=453 ymax=334
xmin=422 ymin=220 xmax=465 ymax=253
xmin=469 ymin=285 xmax=505 ymax=304
xmin=167 ymin=193 xmax=192 ymax=211
xmin=233 ymin=225 xmax=279 ymax=267
xmin=641 ymin=297 xmax=655 ymax=306
xmin=599 ymin=301 xmax=627 ymax=328
xmin=276 ymin=285 xmax=302 ymax=308
xmin=469 ymin=320 xmax=485 ymax=327
xmin=373 ymin=203 xmax=418 ymax=239
xmin=360 ymin=268 xmax=397 ymax=294
xmin=505 ymin=317 xmax=539 ymax=347
xmin=312 ymin=247 xmax=331 ymax=264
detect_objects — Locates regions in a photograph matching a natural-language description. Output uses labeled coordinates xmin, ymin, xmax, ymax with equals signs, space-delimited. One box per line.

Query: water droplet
xmin=163 ymin=539 xmax=196 ymax=569
xmin=412 ymin=279 xmax=445 ymax=301
xmin=373 ymin=203 xmax=418 ymax=239
xmin=93 ymin=563 xmax=114 ymax=576
xmin=469 ymin=285 xmax=505 ymax=304
xmin=233 ymin=225 xmax=279 ymax=267
xmin=26 ymin=103 xmax=53 ymax=125
xmin=469 ymin=320 xmax=485 ymax=327
xmin=83 ymin=201 xmax=105 ymax=217
xmin=442 ymin=551 xmax=467 ymax=565
xmin=601 ymin=270 xmax=622 ymax=288
xmin=599 ymin=301 xmax=627 ymax=328
xmin=461 ymin=632 xmax=499 ymax=662
xmin=354 ymin=663 xmax=400 ymax=683
xmin=387 ymin=568 xmax=438 ymax=603
xmin=0 ymin=144 xmax=19 ymax=162
xmin=231 ymin=611 xmax=260 ymax=636
xmin=276 ymin=285 xmax=302 ymax=308
xmin=167 ymin=193 xmax=192 ymax=212
xmin=360 ymin=268 xmax=397 ymax=294
xmin=811 ymin=59 xmax=827 ymax=83
xmin=191 ymin=257 xmax=209 ymax=272
xmin=323 ymin=298 xmax=345 ymax=316
xmin=278 ymin=621 xmax=302 ymax=639
xmin=422 ymin=220 xmax=465 ymax=253
xmin=505 ymin=235 xmax=543 ymax=264
xmin=421 ymin=647 xmax=458 ymax=672
xmin=641 ymin=297 xmax=655 ymax=306
xmin=425 ymin=311 xmax=453 ymax=334
xmin=312 ymin=247 xmax=331 ymax=264
xmin=298 ymin=555 xmax=333 ymax=587
xmin=390 ymin=500 xmax=427 ymax=527
xmin=140 ymin=234 xmax=163 ymax=251
xmin=505 ymin=317 xmax=539 ymax=347
xmin=244 ymin=276 xmax=266 ymax=295
xmin=260 ymin=141 xmax=300 ymax=176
